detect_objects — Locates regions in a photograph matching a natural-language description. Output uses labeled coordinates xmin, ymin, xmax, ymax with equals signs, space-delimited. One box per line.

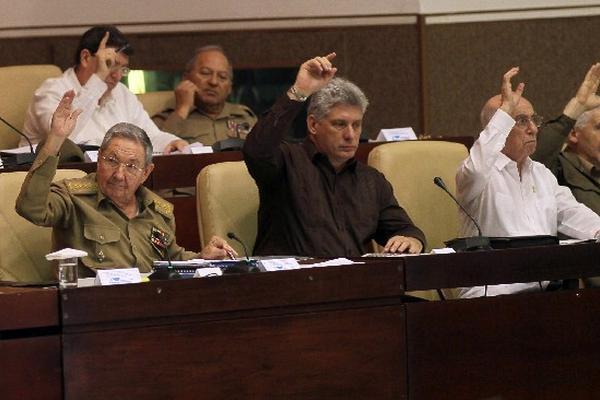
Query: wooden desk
xmin=3 ymin=242 xmax=600 ymax=399
xmin=401 ymin=242 xmax=600 ymax=399
xmin=60 ymin=260 xmax=408 ymax=399
xmin=0 ymin=286 xmax=61 ymax=400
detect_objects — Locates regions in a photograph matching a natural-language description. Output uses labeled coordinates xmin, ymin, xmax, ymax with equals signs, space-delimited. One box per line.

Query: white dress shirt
xmin=22 ymin=68 xmax=179 ymax=152
xmin=455 ymin=109 xmax=600 ymax=298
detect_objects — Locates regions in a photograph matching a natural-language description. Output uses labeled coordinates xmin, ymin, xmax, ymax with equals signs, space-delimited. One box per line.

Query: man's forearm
xmin=243 ymin=95 xmax=304 ymax=161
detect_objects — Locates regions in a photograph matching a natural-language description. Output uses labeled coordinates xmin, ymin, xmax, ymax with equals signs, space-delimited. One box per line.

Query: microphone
xmin=433 ymin=176 xmax=491 ymax=251
xmin=227 ymin=232 xmax=250 ymax=261
xmin=0 ymin=115 xmax=36 ymax=166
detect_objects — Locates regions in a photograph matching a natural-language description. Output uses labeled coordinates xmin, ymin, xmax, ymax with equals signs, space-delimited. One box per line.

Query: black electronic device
xmin=212 ymin=137 xmax=245 ymax=152
xmin=0 ymin=114 xmax=36 ymax=166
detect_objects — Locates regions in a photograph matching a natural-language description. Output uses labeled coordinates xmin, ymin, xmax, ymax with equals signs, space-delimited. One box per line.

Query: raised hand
xmin=292 ymin=53 xmax=338 ymax=97
xmin=50 ymin=90 xmax=82 ymax=139
xmin=575 ymin=63 xmax=600 ymax=110
xmin=94 ymin=31 xmax=117 ymax=81
xmin=499 ymin=67 xmax=525 ymax=116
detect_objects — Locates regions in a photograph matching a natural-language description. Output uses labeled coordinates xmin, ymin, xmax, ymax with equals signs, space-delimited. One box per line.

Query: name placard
xmin=376 ymin=127 xmax=417 ymax=142
xmin=95 ymin=268 xmax=142 ymax=286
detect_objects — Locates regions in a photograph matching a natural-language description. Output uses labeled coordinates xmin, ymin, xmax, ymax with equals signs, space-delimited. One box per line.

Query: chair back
xmin=196 ymin=161 xmax=259 ymax=256
xmin=136 ymin=91 xmax=175 ymax=118
xmin=0 ymin=64 xmax=62 ymax=149
xmin=368 ymin=140 xmax=469 ymax=251
xmin=0 ymin=169 xmax=86 ymax=282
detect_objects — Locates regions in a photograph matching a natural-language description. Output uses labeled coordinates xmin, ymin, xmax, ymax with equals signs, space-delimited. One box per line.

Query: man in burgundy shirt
xmin=243 ymin=53 xmax=425 ymax=257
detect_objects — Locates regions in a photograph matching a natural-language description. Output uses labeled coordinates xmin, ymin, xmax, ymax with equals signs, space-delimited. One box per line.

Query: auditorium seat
xmin=0 ymin=64 xmax=62 ymax=149
xmin=0 ymin=169 xmax=86 ymax=282
xmin=368 ymin=141 xmax=468 ymax=300
xmin=196 ymin=161 xmax=259 ymax=257
xmin=136 ymin=90 xmax=175 ymax=118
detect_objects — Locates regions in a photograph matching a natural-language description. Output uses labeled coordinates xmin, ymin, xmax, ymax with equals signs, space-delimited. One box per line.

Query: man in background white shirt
xmin=455 ymin=67 xmax=600 ymax=298
xmin=22 ymin=25 xmax=187 ymax=154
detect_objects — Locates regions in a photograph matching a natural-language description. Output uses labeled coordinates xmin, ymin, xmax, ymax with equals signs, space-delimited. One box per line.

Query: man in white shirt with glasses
xmin=22 ymin=25 xmax=187 ymax=154
xmin=455 ymin=67 xmax=600 ymax=298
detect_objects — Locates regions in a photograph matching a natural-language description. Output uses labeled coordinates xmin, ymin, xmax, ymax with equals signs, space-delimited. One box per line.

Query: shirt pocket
xmin=83 ymin=224 xmax=121 ymax=266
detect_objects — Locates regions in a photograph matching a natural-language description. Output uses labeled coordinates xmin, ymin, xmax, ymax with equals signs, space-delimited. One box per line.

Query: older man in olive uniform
xmin=152 ymin=45 xmax=256 ymax=147
xmin=16 ymin=90 xmax=235 ymax=277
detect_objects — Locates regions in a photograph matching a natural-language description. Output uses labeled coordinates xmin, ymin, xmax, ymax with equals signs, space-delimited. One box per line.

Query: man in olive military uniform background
xmin=16 ymin=90 xmax=236 ymax=276
xmin=152 ymin=45 xmax=257 ymax=146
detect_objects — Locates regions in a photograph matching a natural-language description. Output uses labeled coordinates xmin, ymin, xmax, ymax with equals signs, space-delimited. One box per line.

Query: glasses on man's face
xmin=514 ymin=114 xmax=543 ymax=129
xmin=116 ymin=66 xmax=130 ymax=76
xmin=100 ymin=155 xmax=144 ymax=176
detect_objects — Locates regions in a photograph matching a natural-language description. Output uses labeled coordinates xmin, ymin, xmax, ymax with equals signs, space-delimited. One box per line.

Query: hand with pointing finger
xmin=94 ymin=31 xmax=117 ymax=81
xmin=291 ymin=53 xmax=338 ymax=98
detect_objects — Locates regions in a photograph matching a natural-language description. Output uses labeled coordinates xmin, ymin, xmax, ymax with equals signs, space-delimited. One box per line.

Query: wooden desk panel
xmin=406 ymin=289 xmax=600 ymax=399
xmin=0 ymin=287 xmax=61 ymax=400
xmin=63 ymin=306 xmax=406 ymax=400
xmin=61 ymin=261 xmax=408 ymax=399
xmin=403 ymin=242 xmax=600 ymax=291
xmin=0 ymin=286 xmax=59 ymax=330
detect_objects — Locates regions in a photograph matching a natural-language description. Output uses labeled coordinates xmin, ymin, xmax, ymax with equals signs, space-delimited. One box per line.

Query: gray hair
xmin=307 ymin=77 xmax=369 ymax=121
xmin=575 ymin=106 xmax=600 ymax=131
xmin=100 ymin=123 xmax=153 ymax=165
xmin=184 ymin=45 xmax=233 ymax=79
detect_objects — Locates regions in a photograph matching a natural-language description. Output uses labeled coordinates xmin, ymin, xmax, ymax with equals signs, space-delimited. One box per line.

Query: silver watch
xmin=288 ymin=86 xmax=308 ymax=102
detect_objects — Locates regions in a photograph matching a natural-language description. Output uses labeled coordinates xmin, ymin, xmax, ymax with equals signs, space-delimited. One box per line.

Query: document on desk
xmin=261 ymin=257 xmax=364 ymax=272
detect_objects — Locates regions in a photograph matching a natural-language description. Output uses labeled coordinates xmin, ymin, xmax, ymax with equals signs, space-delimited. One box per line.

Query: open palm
xmin=50 ymin=90 xmax=81 ymax=138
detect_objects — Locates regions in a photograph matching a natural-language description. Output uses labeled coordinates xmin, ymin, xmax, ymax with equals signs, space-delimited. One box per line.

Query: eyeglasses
xmin=514 ymin=114 xmax=543 ymax=129
xmin=100 ymin=155 xmax=144 ymax=176
xmin=116 ymin=66 xmax=131 ymax=76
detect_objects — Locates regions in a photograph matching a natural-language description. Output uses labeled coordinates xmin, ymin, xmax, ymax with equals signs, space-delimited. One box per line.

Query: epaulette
xmin=153 ymin=198 xmax=174 ymax=218
xmin=65 ymin=177 xmax=98 ymax=194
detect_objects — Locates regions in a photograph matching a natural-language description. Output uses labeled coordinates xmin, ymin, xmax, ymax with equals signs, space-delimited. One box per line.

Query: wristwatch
xmin=288 ymin=85 xmax=309 ymax=102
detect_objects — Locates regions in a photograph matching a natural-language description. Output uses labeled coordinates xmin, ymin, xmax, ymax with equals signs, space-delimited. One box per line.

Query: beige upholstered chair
xmin=0 ymin=169 xmax=86 ymax=282
xmin=368 ymin=141 xmax=469 ymax=300
xmin=0 ymin=64 xmax=62 ymax=149
xmin=368 ymin=141 xmax=469 ymax=251
xmin=136 ymin=91 xmax=175 ymax=118
xmin=196 ymin=161 xmax=259 ymax=257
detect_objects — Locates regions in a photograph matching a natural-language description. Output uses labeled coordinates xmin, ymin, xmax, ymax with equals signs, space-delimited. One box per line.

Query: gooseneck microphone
xmin=433 ymin=176 xmax=491 ymax=251
xmin=227 ymin=232 xmax=250 ymax=261
xmin=0 ymin=115 xmax=36 ymax=166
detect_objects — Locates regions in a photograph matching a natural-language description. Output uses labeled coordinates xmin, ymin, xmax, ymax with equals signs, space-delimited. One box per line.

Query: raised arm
xmin=457 ymin=67 xmax=522 ymax=203
xmin=243 ymin=53 xmax=338 ymax=184
xmin=533 ymin=63 xmax=600 ymax=169
xmin=16 ymin=91 xmax=82 ymax=226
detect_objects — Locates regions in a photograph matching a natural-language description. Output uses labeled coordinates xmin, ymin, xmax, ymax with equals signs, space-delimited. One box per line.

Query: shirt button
xmin=97 ymin=250 xmax=105 ymax=262
xmin=99 ymin=234 xmax=104 ymax=241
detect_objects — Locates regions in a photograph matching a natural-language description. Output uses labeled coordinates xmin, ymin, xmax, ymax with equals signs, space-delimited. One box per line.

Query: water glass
xmin=58 ymin=257 xmax=78 ymax=289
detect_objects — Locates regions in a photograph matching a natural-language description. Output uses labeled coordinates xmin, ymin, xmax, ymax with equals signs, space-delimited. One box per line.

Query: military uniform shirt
xmin=153 ymin=102 xmax=257 ymax=145
xmin=16 ymin=153 xmax=198 ymax=275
